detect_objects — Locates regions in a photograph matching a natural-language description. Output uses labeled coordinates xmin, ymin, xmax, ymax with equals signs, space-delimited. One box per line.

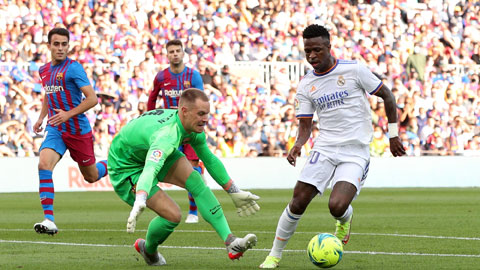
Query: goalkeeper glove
xmin=229 ymin=190 xmax=260 ymax=217
xmin=127 ymin=192 xmax=147 ymax=233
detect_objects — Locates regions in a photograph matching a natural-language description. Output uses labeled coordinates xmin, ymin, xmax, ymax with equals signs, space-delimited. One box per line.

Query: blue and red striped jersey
xmin=147 ymin=66 xmax=204 ymax=110
xmin=39 ymin=57 xmax=92 ymax=135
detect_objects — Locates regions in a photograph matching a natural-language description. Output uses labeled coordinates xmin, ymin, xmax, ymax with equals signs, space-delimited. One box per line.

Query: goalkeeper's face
xmin=48 ymin=34 xmax=69 ymax=63
xmin=183 ymin=99 xmax=210 ymax=133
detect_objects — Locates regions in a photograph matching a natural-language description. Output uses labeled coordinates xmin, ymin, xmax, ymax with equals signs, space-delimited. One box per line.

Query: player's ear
xmin=180 ymin=105 xmax=188 ymax=115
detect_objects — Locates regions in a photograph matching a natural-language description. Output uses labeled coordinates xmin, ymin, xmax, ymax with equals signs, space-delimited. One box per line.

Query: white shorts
xmin=299 ymin=144 xmax=370 ymax=197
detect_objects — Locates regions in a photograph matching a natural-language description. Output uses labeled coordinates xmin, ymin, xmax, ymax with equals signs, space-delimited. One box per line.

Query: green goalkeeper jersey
xmin=108 ymin=109 xmax=230 ymax=193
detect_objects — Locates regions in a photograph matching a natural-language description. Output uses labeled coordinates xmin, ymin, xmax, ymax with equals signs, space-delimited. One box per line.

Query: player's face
xmin=167 ymin=45 xmax=184 ymax=66
xmin=303 ymin=36 xmax=332 ymax=73
xmin=48 ymin=34 xmax=69 ymax=63
xmin=185 ymin=99 xmax=210 ymax=133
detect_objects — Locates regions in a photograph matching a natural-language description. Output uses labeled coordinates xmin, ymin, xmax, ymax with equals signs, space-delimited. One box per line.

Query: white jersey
xmin=295 ymin=59 xmax=382 ymax=147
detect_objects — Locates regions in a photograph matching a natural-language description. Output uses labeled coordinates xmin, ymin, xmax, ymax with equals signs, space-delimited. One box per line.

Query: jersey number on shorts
xmin=309 ymin=151 xmax=320 ymax=164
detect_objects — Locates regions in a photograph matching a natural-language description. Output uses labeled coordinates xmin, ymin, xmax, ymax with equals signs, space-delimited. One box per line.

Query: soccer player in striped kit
xmin=33 ymin=28 xmax=108 ymax=235
xmin=147 ymin=39 xmax=204 ymax=224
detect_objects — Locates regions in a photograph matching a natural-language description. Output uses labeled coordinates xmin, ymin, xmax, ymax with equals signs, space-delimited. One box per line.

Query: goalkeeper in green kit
xmin=108 ymin=88 xmax=259 ymax=266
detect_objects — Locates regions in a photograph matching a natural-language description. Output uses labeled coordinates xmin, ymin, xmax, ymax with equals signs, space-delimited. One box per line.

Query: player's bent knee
xmin=79 ymin=165 xmax=99 ymax=183
xmin=328 ymin=199 xmax=349 ymax=217
xmin=163 ymin=202 xmax=182 ymax=223
xmin=166 ymin=210 xmax=182 ymax=224
xmin=289 ymin=199 xmax=309 ymax=215
xmin=83 ymin=176 xmax=97 ymax=183
xmin=38 ymin=160 xmax=56 ymax=171
xmin=81 ymin=171 xmax=99 ymax=183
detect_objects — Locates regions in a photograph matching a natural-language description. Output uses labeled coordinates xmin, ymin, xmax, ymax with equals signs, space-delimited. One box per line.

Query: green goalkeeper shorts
xmin=110 ymin=149 xmax=184 ymax=206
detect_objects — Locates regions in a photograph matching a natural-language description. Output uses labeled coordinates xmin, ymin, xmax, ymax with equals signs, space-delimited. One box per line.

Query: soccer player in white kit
xmin=259 ymin=24 xmax=406 ymax=269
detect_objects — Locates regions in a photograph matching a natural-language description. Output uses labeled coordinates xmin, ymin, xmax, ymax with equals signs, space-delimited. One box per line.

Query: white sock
xmin=269 ymin=205 xmax=302 ymax=259
xmin=335 ymin=205 xmax=353 ymax=224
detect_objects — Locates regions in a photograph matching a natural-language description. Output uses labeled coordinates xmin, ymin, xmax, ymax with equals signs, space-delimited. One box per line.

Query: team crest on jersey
xmin=294 ymin=98 xmax=300 ymax=111
xmin=149 ymin=150 xmax=163 ymax=163
xmin=56 ymin=72 xmax=64 ymax=81
xmin=183 ymin=81 xmax=191 ymax=88
xmin=337 ymin=75 xmax=345 ymax=86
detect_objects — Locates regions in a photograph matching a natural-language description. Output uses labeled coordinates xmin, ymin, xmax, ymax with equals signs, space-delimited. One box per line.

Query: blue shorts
xmin=40 ymin=128 xmax=96 ymax=166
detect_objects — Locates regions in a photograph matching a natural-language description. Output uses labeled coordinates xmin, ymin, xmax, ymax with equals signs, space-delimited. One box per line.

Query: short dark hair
xmin=48 ymin=28 xmax=70 ymax=44
xmin=179 ymin=88 xmax=209 ymax=107
xmin=303 ymin=24 xmax=330 ymax=40
xmin=166 ymin=39 xmax=183 ymax=49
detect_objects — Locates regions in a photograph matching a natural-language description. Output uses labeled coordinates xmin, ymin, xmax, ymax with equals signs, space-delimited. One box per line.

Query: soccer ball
xmin=307 ymin=233 xmax=344 ymax=268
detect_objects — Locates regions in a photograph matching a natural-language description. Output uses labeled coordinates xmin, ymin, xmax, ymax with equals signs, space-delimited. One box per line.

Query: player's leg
xmin=164 ymin=153 xmax=256 ymax=259
xmin=78 ymin=161 xmax=108 ymax=183
xmin=260 ymin=181 xmax=318 ymax=268
xmin=330 ymin=161 xmax=367 ymax=245
xmin=133 ymin=189 xmax=181 ymax=266
xmin=260 ymin=150 xmax=335 ymax=268
xmin=34 ymin=129 xmax=65 ymax=235
xmin=183 ymin=144 xmax=201 ymax=224
xmin=108 ymin=166 xmax=179 ymax=266
xmin=164 ymin=155 xmax=231 ymax=239
xmin=63 ymin=131 xmax=108 ymax=183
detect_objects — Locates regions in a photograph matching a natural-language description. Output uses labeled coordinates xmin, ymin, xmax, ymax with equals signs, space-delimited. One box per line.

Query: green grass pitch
xmin=0 ymin=188 xmax=479 ymax=269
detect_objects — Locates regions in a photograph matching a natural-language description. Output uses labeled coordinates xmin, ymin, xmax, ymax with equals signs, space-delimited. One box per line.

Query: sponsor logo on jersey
xmin=337 ymin=75 xmax=345 ymax=86
xmin=310 ymin=85 xmax=316 ymax=92
xmin=163 ymin=89 xmax=182 ymax=97
xmin=294 ymin=98 xmax=300 ymax=111
xmin=56 ymin=72 xmax=64 ymax=81
xmin=149 ymin=150 xmax=163 ymax=163
xmin=313 ymin=90 xmax=349 ymax=111
xmin=44 ymin=85 xmax=65 ymax=94
xmin=183 ymin=81 xmax=191 ymax=88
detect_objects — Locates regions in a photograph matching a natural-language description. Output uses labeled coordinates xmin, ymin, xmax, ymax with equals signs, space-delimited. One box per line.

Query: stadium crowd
xmin=1 ymin=0 xmax=479 ymax=158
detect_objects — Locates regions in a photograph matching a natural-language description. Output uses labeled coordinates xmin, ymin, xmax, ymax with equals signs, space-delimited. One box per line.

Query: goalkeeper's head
xmin=179 ymin=88 xmax=210 ymax=134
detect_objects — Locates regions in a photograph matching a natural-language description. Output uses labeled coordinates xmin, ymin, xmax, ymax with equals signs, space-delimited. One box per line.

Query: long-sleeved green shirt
xmin=108 ymin=109 xmax=230 ymax=193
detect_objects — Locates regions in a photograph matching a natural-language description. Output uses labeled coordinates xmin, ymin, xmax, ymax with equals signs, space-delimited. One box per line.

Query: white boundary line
xmin=1 ymin=228 xmax=479 ymax=241
xmin=1 ymin=239 xmax=479 ymax=258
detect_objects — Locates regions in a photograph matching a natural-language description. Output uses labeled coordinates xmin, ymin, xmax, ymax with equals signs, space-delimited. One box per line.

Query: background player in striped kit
xmin=33 ymin=28 xmax=108 ymax=235
xmin=147 ymin=39 xmax=204 ymax=224
xmin=259 ymin=24 xmax=406 ymax=268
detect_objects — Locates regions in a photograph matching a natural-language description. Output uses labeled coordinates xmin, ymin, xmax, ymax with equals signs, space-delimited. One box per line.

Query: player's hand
xmin=126 ymin=192 xmax=148 ymax=233
xmin=229 ymin=190 xmax=260 ymax=217
xmin=389 ymin=137 xmax=406 ymax=157
xmin=127 ymin=201 xmax=146 ymax=233
xmin=33 ymin=119 xmax=44 ymax=134
xmin=48 ymin=109 xmax=72 ymax=126
xmin=287 ymin=145 xmax=302 ymax=167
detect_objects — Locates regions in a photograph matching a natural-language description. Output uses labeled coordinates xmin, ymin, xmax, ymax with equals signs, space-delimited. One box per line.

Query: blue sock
xmin=96 ymin=160 xmax=108 ymax=180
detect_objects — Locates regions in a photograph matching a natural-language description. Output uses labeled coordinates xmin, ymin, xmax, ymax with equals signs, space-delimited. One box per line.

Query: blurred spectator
xmin=370 ymin=125 xmax=390 ymax=157
xmin=0 ymin=0 xmax=479 ymax=158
